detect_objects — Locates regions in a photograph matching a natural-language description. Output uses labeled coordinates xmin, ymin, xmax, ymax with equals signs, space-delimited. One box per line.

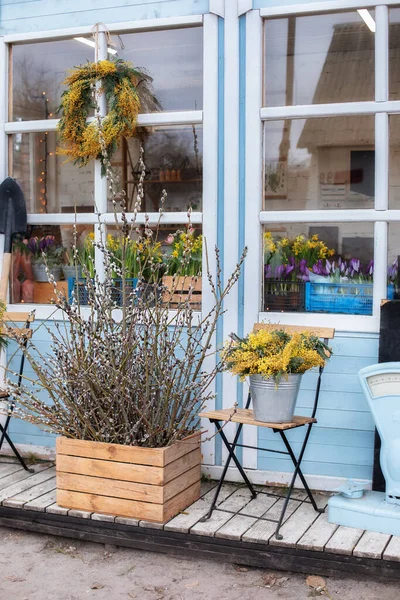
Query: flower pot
xmin=63 ymin=265 xmax=82 ymax=280
xmin=249 ymin=373 xmax=303 ymax=423
xmin=32 ymin=264 xmax=62 ymax=282
xmin=56 ymin=432 xmax=201 ymax=523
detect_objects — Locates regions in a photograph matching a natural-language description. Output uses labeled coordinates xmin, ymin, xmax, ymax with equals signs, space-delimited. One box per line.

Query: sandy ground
xmin=0 ymin=527 xmax=399 ymax=600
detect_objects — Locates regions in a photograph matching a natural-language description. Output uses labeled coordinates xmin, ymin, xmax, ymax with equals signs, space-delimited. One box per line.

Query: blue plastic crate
xmin=68 ymin=278 xmax=138 ymax=306
xmin=305 ymin=281 xmax=395 ymax=315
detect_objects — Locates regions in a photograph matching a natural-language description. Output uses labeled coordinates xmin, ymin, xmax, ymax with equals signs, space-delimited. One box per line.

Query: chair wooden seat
xmin=198 ymin=407 xmax=316 ymax=430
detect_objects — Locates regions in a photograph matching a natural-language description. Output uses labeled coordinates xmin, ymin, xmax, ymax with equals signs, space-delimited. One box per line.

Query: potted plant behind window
xmin=224 ymin=328 xmax=331 ymax=423
xmin=163 ymin=231 xmax=202 ymax=309
xmin=27 ymin=236 xmax=64 ymax=282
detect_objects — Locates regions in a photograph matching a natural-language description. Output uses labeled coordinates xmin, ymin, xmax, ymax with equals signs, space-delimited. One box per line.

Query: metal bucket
xmin=249 ymin=373 xmax=303 ymax=423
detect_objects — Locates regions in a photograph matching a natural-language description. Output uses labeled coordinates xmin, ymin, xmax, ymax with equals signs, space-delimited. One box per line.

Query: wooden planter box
xmin=56 ymin=433 xmax=201 ymax=523
xmin=162 ymin=275 xmax=202 ymax=309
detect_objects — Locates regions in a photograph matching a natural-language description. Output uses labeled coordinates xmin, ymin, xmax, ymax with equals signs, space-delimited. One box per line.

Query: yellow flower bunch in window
xmin=224 ymin=328 xmax=331 ymax=384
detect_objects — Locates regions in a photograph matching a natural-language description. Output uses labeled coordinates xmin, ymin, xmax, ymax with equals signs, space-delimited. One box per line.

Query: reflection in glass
xmin=262 ymin=223 xmax=375 ymax=314
xmin=117 ymin=27 xmax=203 ymax=111
xmin=390 ymin=9 xmax=400 ymax=100
xmin=12 ymin=133 xmax=94 ymax=213
xmin=11 ymin=224 xmax=93 ymax=304
xmin=263 ymin=116 xmax=375 ymax=211
xmin=264 ymin=11 xmax=375 ymax=107
xmin=112 ymin=125 xmax=203 ymax=212
xmin=389 ymin=117 xmax=400 ymax=209
xmin=12 ymin=39 xmax=92 ymax=121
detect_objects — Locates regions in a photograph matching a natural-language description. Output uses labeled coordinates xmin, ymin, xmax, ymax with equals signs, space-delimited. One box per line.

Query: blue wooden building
xmin=1 ymin=0 xmax=399 ymax=493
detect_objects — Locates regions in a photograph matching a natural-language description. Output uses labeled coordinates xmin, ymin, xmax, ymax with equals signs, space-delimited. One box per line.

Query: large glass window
xmin=264 ymin=11 xmax=375 ymax=107
xmin=263 ymin=116 xmax=375 ymax=210
xmin=8 ymin=25 xmax=204 ymax=306
xmin=263 ymin=223 xmax=375 ymax=315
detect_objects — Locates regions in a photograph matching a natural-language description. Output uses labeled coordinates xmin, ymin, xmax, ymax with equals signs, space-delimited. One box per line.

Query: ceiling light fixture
xmin=73 ymin=37 xmax=117 ymax=55
xmin=357 ymin=9 xmax=376 ymax=33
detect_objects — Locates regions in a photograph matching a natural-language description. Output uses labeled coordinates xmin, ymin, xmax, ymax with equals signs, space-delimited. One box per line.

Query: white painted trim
xmin=259 ymin=209 xmax=400 ymax=223
xmin=5 ymin=111 xmax=204 ymax=134
xmin=3 ymin=15 xmax=204 ymax=44
xmin=201 ymin=464 xmax=372 ymax=492
xmin=258 ymin=310 xmax=380 ymax=334
xmin=259 ymin=0 xmax=398 ymax=18
xmin=209 ymin=0 xmax=225 ymax=17
xmin=242 ymin=9 xmax=262 ymax=471
xmin=376 ymin=5 xmax=389 ymax=103
xmin=261 ymin=101 xmax=400 ymax=120
xmin=0 ymin=441 xmax=55 ymax=461
xmin=222 ymin=0 xmax=240 ymax=464
xmin=199 ymin=13 xmax=219 ymax=465
xmin=375 ymin=113 xmax=389 ymax=210
xmin=238 ymin=0 xmax=253 ymax=16
xmin=103 ymin=212 xmax=202 ymax=225
xmin=373 ymin=221 xmax=388 ymax=318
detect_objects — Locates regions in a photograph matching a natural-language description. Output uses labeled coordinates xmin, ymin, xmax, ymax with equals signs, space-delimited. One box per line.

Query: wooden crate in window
xmin=162 ymin=276 xmax=202 ymax=309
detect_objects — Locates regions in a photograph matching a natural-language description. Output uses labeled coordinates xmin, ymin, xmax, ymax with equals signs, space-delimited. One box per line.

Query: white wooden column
xmin=94 ymin=27 xmax=108 ymax=280
xmin=221 ymin=0 xmax=240 ymax=464
xmin=242 ymin=9 xmax=262 ymax=470
xmin=201 ymin=12 xmax=219 ymax=465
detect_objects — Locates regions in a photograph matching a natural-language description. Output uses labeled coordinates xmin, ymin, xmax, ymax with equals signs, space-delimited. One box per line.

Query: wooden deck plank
xmin=262 ymin=497 xmax=302 ymax=522
xmin=218 ymin=487 xmax=254 ymax=513
xmin=383 ymin=536 xmax=400 ymax=562
xmin=215 ymin=514 xmax=257 ymax=541
xmin=67 ymin=509 xmax=92 ymax=519
xmin=115 ymin=516 xmax=139 ymax=526
xmin=25 ymin=489 xmax=56 ymax=512
xmin=92 ymin=513 xmax=116 ymax=523
xmin=3 ymin=472 xmax=56 ymax=508
xmin=0 ymin=462 xmax=23 ymax=479
xmin=270 ymin=502 xmax=320 ymax=548
xmin=325 ymin=526 xmax=364 ymax=556
xmin=0 ymin=463 xmax=51 ymax=491
xmin=353 ymin=531 xmax=391 ymax=559
xmin=165 ymin=484 xmax=238 ymax=534
xmin=0 ymin=466 xmax=55 ymax=501
xmin=242 ymin=518 xmax=278 ymax=544
xmin=46 ymin=503 xmax=69 ymax=516
xmin=297 ymin=512 xmax=338 ymax=552
xmin=239 ymin=493 xmax=279 ymax=518
xmin=190 ymin=510 xmax=233 ymax=537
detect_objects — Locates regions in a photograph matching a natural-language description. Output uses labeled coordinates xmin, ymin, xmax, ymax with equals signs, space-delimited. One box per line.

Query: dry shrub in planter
xmin=6 ymin=148 xmax=246 ymax=522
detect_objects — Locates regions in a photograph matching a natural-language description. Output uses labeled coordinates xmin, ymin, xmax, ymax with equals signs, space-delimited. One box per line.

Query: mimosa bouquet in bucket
xmin=224 ymin=328 xmax=332 ymax=423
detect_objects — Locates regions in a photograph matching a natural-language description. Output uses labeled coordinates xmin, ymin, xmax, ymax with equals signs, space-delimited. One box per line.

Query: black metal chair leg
xmin=200 ymin=419 xmax=256 ymax=522
xmin=0 ymin=422 xmax=33 ymax=472
xmin=279 ymin=427 xmax=324 ymax=514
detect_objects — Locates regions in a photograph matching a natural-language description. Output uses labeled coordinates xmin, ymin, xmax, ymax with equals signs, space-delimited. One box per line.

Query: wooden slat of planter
xmin=57 ymin=480 xmax=200 ymax=523
xmin=57 ymin=465 xmax=200 ymax=505
xmin=56 ymin=437 xmax=165 ymax=467
xmin=57 ymin=433 xmax=201 ymax=467
xmin=57 ymin=448 xmax=200 ymax=486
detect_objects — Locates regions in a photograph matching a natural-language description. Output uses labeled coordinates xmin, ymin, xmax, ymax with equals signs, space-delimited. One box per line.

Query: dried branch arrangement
xmin=6 ymin=129 xmax=246 ymax=447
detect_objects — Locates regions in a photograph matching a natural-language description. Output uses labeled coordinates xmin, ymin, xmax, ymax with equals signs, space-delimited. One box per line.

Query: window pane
xmin=111 ymin=125 xmax=203 ymax=212
xmin=390 ymin=8 xmax=400 ymax=100
xmin=389 ymin=115 xmax=400 ymax=209
xmin=11 ymin=224 xmax=93 ymax=304
xmin=12 ymin=133 xmax=94 ymax=214
xmin=388 ymin=224 xmax=400 ymax=297
xmin=264 ymin=11 xmax=375 ymax=107
xmin=262 ymin=223 xmax=375 ymax=315
xmin=263 ymin=116 xmax=375 ymax=211
xmin=12 ymin=39 xmax=92 ymax=121
xmin=117 ymin=27 xmax=203 ymax=111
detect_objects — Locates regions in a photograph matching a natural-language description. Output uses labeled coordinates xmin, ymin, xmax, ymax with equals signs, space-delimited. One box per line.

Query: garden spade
xmin=0 ymin=178 xmax=27 ymax=301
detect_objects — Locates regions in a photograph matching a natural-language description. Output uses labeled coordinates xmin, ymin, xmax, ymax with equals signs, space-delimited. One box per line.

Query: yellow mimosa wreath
xmin=57 ymin=59 xmax=158 ymax=173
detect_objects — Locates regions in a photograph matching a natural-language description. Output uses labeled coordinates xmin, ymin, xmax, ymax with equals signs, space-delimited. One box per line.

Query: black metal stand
xmin=202 ymin=365 xmax=326 ymax=539
xmin=0 ymin=317 xmax=33 ymax=472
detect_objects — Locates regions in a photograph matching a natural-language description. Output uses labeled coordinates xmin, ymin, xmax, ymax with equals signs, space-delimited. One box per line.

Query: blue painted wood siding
xmin=0 ymin=0 xmax=209 ymax=35
xmin=258 ymin=333 xmax=379 ymax=481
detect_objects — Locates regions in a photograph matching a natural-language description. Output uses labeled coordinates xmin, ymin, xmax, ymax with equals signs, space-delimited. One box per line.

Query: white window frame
xmin=1 ymin=14 xmax=218 ymax=323
xmin=245 ymin=2 xmax=400 ymax=335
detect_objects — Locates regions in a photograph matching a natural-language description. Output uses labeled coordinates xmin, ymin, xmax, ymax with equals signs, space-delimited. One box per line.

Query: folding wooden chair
xmin=199 ymin=323 xmax=335 ymax=540
xmin=0 ymin=311 xmax=35 ymax=472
